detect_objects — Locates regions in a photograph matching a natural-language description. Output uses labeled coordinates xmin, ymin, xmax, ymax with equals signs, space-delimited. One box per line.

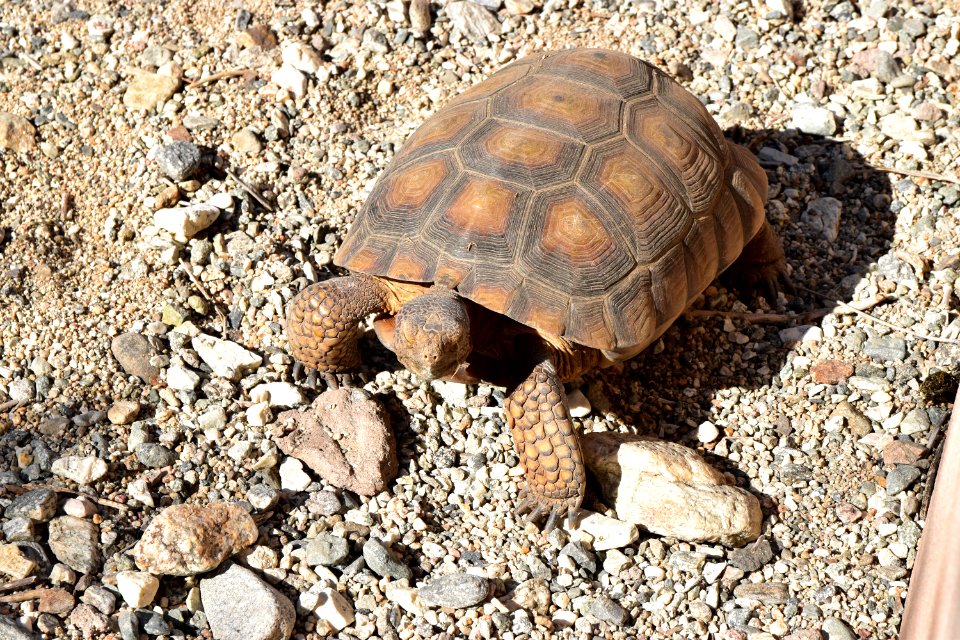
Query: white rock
xmin=279 ymin=457 xmax=312 ymax=492
xmin=800 ymin=197 xmax=842 ymax=241
xmin=207 ymin=192 xmax=234 ymax=210
xmin=51 ymin=456 xmax=108 ymax=485
xmin=251 ymin=382 xmax=305 ymax=408
xmin=581 ymin=433 xmax=762 ymax=546
xmin=127 ymin=478 xmax=155 ymax=507
xmin=879 ymin=113 xmax=935 ymax=144
xmin=166 ymin=365 xmax=200 ymax=391
xmin=569 ymin=511 xmax=639 ymax=551
xmin=790 ymin=104 xmax=836 ymax=136
xmin=446 ymin=1 xmax=500 ymax=41
xmin=281 ymin=42 xmax=322 ymax=75
xmin=116 ymin=571 xmax=160 ymax=608
xmin=297 ymin=583 xmax=355 ymax=631
xmin=778 ymin=325 xmax=823 ymax=346
xmin=765 ymin=0 xmax=793 ymax=19
xmin=567 ymin=389 xmax=591 ymax=418
xmin=192 ymin=334 xmax=262 ymax=381
xmin=272 ymin=64 xmax=308 ymax=98
xmin=247 ymin=402 xmax=272 ymax=427
xmin=154 ymin=204 xmax=220 ymax=243
xmin=697 ymin=422 xmax=720 ymax=443
xmin=385 ymin=582 xmax=426 ymax=616
xmin=713 ymin=15 xmax=737 ymax=41
xmin=431 ymin=380 xmax=469 ymax=405
xmin=63 ymin=498 xmax=97 ymax=518
xmin=251 ymin=271 xmax=275 ymax=292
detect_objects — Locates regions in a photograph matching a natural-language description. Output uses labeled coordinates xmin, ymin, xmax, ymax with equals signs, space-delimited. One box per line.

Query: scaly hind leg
xmin=505 ymin=354 xmax=585 ymax=532
xmin=286 ymin=275 xmax=391 ymax=381
xmin=722 ymin=220 xmax=794 ymax=304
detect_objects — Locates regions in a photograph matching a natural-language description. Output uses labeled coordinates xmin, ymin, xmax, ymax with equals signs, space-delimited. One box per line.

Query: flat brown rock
xmin=277 ymin=388 xmax=397 ymax=496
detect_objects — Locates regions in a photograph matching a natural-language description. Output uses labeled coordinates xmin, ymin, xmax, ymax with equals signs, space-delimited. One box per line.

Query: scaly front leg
xmin=286 ymin=275 xmax=391 ymax=375
xmin=505 ymin=354 xmax=586 ymax=532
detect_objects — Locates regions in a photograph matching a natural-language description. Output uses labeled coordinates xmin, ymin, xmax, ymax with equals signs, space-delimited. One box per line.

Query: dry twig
xmin=0 ymin=577 xmax=36 ymax=593
xmin=793 ymin=285 xmax=960 ymax=345
xmin=872 ymin=164 xmax=960 ymax=185
xmin=3 ymin=483 xmax=130 ymax=512
xmin=685 ymin=294 xmax=889 ymax=324
xmin=187 ymin=68 xmax=253 ymax=90
xmin=225 ymin=168 xmax=274 ymax=212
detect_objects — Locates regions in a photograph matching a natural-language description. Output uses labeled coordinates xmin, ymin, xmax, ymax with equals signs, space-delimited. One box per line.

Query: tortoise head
xmin=394 ymin=288 xmax=471 ymax=381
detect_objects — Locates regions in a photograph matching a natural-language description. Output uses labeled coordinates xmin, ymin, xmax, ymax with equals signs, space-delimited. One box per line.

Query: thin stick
xmin=179 ymin=259 xmax=227 ymax=325
xmin=685 ymin=294 xmax=889 ymax=324
xmin=0 ymin=577 xmax=36 ymax=593
xmin=0 ymin=589 xmax=48 ymax=604
xmin=187 ymin=68 xmax=252 ymax=90
xmin=225 ymin=168 xmax=274 ymax=212
xmin=60 ymin=192 xmax=74 ymax=217
xmin=872 ymin=164 xmax=960 ymax=185
xmin=0 ymin=400 xmax=18 ymax=412
xmin=795 ymin=285 xmax=960 ymax=345
xmin=20 ymin=54 xmax=42 ymax=71
xmin=3 ymin=483 xmax=130 ymax=513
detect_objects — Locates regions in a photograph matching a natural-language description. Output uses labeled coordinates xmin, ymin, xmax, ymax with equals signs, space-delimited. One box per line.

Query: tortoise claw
xmin=321 ymin=372 xmax=338 ymax=390
xmin=291 ymin=361 xmax=304 ymax=382
xmin=515 ymin=487 xmax=579 ymax=532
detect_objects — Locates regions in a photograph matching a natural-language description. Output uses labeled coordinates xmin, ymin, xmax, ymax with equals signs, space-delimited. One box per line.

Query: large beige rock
xmin=581 ymin=432 xmax=761 ymax=546
xmin=133 ymin=503 xmax=258 ymax=576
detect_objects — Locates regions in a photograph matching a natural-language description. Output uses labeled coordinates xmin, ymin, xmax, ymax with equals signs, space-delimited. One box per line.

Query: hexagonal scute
xmin=360 ymin=154 xmax=457 ymax=233
xmin=505 ymin=278 xmax=571 ymax=339
xmin=423 ymin=173 xmax=531 ymax=273
xmin=625 ymin=98 xmax=725 ymax=216
xmin=654 ymin=76 xmax=727 ymax=160
xmin=446 ymin=58 xmax=540 ymax=108
xmin=540 ymin=48 xmax=654 ymax=99
xmin=458 ymin=119 xmax=585 ymax=189
xmin=392 ymin=100 xmax=488 ymax=165
xmin=581 ymin=139 xmax=692 ymax=265
xmin=493 ymin=75 xmax=622 ymax=143
xmin=604 ymin=266 xmax=656 ymax=352
xmin=520 ymin=185 xmax=635 ymax=299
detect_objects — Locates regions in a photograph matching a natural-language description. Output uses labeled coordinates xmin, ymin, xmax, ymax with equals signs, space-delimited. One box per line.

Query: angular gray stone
xmin=822 ymin=617 xmax=857 ymax=640
xmin=730 ymin=537 xmax=775 ymax=572
xmin=886 ymin=465 xmax=921 ymax=495
xmin=156 ymin=141 xmax=202 ymax=182
xmin=135 ymin=443 xmax=177 ymax=468
xmin=305 ymin=534 xmax=350 ymax=567
xmin=5 ymin=489 xmax=57 ymax=522
xmin=200 ymin=564 xmax=295 ymax=640
xmin=0 ymin=616 xmax=38 ymax=640
xmin=586 ymin=594 xmax=629 ymax=625
xmin=419 ymin=573 xmax=491 ymax=609
xmin=801 ymin=197 xmax=842 ymax=241
xmin=863 ymin=336 xmax=907 ymax=362
xmin=47 ymin=516 xmax=101 ymax=574
xmin=362 ymin=538 xmax=411 ymax=580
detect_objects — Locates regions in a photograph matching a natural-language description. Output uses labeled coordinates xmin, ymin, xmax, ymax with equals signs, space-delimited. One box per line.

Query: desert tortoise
xmin=286 ymin=48 xmax=789 ymax=530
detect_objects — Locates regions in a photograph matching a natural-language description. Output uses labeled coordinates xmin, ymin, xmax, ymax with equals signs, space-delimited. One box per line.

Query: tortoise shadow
xmin=579 ymin=126 xmax=899 ymax=510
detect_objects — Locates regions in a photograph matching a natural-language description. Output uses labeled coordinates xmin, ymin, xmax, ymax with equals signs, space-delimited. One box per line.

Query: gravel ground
xmin=0 ymin=0 xmax=958 ymax=638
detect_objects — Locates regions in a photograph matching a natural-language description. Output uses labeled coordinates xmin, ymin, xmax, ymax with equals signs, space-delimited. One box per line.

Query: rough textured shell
xmin=336 ymin=49 xmax=767 ymax=354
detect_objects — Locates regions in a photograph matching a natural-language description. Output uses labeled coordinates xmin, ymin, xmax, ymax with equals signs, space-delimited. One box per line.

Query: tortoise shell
xmin=335 ymin=48 xmax=767 ymax=356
